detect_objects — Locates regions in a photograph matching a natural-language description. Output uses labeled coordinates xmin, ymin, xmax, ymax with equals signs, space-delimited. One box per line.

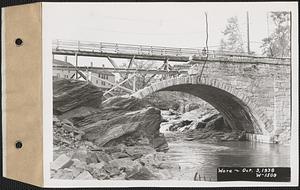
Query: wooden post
xmin=133 ymin=74 xmax=136 ymax=92
xmin=107 ymin=56 xmax=118 ymax=68
xmin=85 ymin=67 xmax=89 ymax=83
xmin=75 ymin=52 xmax=78 ymax=79
xmin=88 ymin=71 xmax=92 ymax=81
xmin=128 ymin=56 xmax=135 ymax=69
xmin=103 ymin=74 xmax=135 ymax=96
xmin=163 ymin=58 xmax=169 ymax=79
xmin=115 ymin=43 xmax=119 ymax=53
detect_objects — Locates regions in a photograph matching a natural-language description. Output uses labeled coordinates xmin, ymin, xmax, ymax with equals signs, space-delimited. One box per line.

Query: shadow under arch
xmin=132 ymin=76 xmax=273 ymax=135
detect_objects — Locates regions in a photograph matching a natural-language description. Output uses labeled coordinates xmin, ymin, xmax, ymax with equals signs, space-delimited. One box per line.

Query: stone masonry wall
xmin=189 ymin=60 xmax=290 ymax=143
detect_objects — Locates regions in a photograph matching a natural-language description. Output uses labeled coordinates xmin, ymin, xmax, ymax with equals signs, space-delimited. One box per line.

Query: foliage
xmin=261 ymin=12 xmax=291 ymax=57
xmin=219 ymin=16 xmax=245 ymax=53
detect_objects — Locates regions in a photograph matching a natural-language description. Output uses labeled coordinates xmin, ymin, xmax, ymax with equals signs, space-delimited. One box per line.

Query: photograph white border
xmin=42 ymin=2 xmax=299 ymax=187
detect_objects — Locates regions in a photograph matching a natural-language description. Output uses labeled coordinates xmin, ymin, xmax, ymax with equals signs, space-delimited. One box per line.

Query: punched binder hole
xmin=15 ymin=141 xmax=23 ymax=149
xmin=15 ymin=38 xmax=23 ymax=46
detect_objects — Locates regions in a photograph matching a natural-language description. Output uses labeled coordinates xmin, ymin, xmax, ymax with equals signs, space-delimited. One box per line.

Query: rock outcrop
xmin=53 ymin=79 xmax=103 ymax=115
xmin=161 ymin=109 xmax=246 ymax=142
xmin=52 ymin=79 xmax=170 ymax=180
xmin=60 ymin=96 xmax=167 ymax=151
xmin=53 ymin=79 xmax=168 ymax=151
xmin=144 ymin=91 xmax=216 ymax=114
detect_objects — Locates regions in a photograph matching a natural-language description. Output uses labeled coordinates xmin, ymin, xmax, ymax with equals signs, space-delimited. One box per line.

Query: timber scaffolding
xmin=52 ymin=40 xmax=291 ymax=98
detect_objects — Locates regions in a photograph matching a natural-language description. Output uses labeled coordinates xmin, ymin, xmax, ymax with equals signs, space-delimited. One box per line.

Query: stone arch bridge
xmin=52 ymin=40 xmax=291 ymax=143
xmin=132 ymin=60 xmax=291 ymax=143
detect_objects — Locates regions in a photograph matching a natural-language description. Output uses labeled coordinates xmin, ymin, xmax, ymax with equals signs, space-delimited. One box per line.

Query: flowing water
xmin=162 ymin=133 xmax=290 ymax=181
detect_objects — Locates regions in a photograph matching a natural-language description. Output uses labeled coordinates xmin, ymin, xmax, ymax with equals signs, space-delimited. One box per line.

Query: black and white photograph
xmin=44 ymin=2 xmax=297 ymax=186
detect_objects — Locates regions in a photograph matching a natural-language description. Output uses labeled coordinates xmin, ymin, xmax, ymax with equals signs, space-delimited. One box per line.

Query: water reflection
xmin=164 ymin=136 xmax=290 ymax=181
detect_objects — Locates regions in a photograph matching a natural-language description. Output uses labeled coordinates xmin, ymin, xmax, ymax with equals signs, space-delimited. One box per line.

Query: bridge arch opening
xmin=159 ymin=84 xmax=261 ymax=133
xmin=132 ymin=77 xmax=269 ymax=135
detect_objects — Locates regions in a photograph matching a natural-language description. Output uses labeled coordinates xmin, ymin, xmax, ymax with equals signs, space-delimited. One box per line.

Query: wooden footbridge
xmin=53 ymin=39 xmax=281 ymax=63
xmin=52 ymin=39 xmax=290 ymax=98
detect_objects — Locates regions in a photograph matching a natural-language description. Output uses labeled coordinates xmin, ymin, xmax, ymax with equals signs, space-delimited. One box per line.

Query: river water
xmin=162 ymin=133 xmax=290 ymax=181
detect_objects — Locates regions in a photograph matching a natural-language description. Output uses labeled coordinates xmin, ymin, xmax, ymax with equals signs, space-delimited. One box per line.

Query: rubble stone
xmin=125 ymin=166 xmax=158 ymax=180
xmin=103 ymin=164 xmax=121 ymax=177
xmin=95 ymin=151 xmax=113 ymax=163
xmin=86 ymin=152 xmax=98 ymax=164
xmin=111 ymin=152 xmax=130 ymax=159
xmin=72 ymin=147 xmax=88 ymax=162
xmin=109 ymin=158 xmax=141 ymax=173
xmin=51 ymin=154 xmax=73 ymax=171
xmin=74 ymin=171 xmax=94 ymax=180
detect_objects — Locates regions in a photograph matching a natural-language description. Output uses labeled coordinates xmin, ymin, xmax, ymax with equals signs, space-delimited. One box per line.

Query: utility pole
xmin=247 ymin=11 xmax=250 ymax=54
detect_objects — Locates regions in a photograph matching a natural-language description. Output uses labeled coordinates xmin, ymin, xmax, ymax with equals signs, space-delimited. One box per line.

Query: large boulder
xmin=204 ymin=114 xmax=232 ymax=132
xmin=53 ymin=79 xmax=103 ymax=115
xmin=53 ymin=79 xmax=168 ymax=151
xmin=68 ymin=97 xmax=167 ymax=150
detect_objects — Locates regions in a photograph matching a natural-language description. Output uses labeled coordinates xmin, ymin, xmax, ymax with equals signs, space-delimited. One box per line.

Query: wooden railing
xmin=52 ymin=39 xmax=291 ymax=61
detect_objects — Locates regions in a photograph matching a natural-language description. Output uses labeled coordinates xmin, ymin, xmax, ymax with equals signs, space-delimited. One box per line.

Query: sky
xmin=44 ymin=2 xmax=295 ymax=67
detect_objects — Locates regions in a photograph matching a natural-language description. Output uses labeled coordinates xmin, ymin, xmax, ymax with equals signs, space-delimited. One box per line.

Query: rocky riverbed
xmin=52 ymin=79 xmax=175 ymax=180
xmin=51 ymin=79 xmax=248 ymax=180
xmin=52 ymin=118 xmax=178 ymax=180
xmin=160 ymin=108 xmax=246 ymax=143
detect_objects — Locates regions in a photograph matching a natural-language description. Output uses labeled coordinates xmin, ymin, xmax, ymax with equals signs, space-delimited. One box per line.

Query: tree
xmin=219 ymin=16 xmax=245 ymax=53
xmin=261 ymin=12 xmax=291 ymax=57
